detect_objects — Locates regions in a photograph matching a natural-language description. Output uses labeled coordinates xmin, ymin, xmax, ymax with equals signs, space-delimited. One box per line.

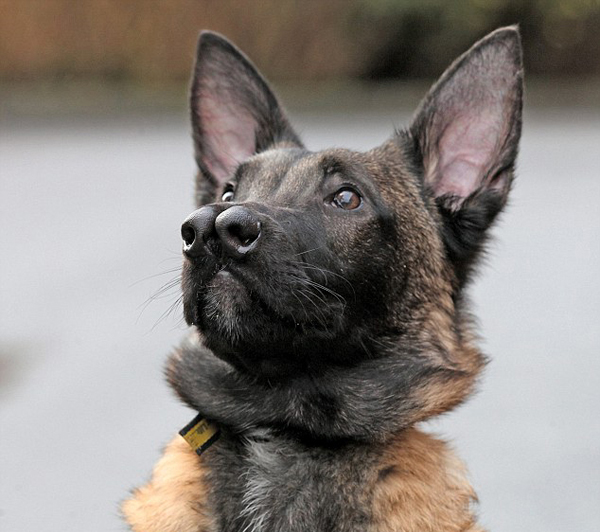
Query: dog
xmin=123 ymin=26 xmax=523 ymax=531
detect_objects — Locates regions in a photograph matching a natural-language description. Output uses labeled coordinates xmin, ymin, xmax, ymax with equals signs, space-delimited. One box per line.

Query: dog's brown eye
xmin=331 ymin=188 xmax=362 ymax=210
xmin=221 ymin=188 xmax=235 ymax=202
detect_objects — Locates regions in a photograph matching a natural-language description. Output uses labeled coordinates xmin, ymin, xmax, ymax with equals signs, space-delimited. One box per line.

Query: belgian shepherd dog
xmin=123 ymin=26 xmax=523 ymax=531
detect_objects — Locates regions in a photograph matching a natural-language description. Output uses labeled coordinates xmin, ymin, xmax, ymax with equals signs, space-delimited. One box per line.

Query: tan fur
xmin=371 ymin=428 xmax=483 ymax=532
xmin=414 ymin=333 xmax=485 ymax=424
xmin=122 ymin=436 xmax=215 ymax=532
xmin=123 ymin=429 xmax=483 ymax=531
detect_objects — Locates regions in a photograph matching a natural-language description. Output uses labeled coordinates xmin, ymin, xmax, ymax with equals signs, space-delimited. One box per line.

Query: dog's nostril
xmin=181 ymin=206 xmax=220 ymax=258
xmin=215 ymin=206 xmax=261 ymax=258
xmin=227 ymin=220 xmax=260 ymax=247
xmin=181 ymin=222 xmax=196 ymax=247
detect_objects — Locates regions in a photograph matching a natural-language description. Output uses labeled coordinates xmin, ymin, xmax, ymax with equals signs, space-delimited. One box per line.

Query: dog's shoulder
xmin=371 ymin=428 xmax=483 ymax=532
xmin=122 ymin=435 xmax=215 ymax=532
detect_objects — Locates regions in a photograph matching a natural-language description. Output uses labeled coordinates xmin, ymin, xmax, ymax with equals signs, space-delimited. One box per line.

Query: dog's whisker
xmin=290 ymin=290 xmax=310 ymax=323
xmin=144 ymin=278 xmax=182 ymax=303
xmin=303 ymin=279 xmax=346 ymax=305
xmin=293 ymin=246 xmax=323 ymax=257
xmin=129 ymin=267 xmax=182 ymax=288
xmin=290 ymin=261 xmax=357 ymax=299
xmin=151 ymin=294 xmax=185 ymax=331
xmin=163 ymin=249 xmax=183 ymax=258
xmin=287 ymin=273 xmax=347 ymax=310
xmin=295 ymin=288 xmax=329 ymax=328
xmin=137 ymin=284 xmax=178 ymax=323
xmin=136 ymin=275 xmax=182 ymax=326
xmin=300 ymin=285 xmax=328 ymax=308
xmin=358 ymin=336 xmax=372 ymax=359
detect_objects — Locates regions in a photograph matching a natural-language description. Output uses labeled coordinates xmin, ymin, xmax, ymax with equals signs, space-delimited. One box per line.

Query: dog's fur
xmin=123 ymin=26 xmax=523 ymax=531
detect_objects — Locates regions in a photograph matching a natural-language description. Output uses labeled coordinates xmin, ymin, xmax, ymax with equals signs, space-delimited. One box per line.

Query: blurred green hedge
xmin=1 ymin=0 xmax=598 ymax=82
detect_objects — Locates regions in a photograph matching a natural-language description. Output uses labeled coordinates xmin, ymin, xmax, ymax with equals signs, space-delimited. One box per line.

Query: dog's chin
xmin=184 ymin=270 xmax=285 ymax=365
xmin=188 ymin=271 xmax=255 ymax=342
xmin=201 ymin=270 xmax=254 ymax=326
xmin=183 ymin=269 xmax=350 ymax=377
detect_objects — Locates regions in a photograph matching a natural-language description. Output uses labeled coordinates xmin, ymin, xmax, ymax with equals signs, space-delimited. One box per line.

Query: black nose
xmin=181 ymin=205 xmax=261 ymax=259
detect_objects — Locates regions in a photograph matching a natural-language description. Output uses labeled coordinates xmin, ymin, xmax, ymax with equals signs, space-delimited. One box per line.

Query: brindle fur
xmin=123 ymin=26 xmax=523 ymax=531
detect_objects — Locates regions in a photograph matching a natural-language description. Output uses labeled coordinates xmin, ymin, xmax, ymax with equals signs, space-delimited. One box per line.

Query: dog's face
xmin=180 ymin=30 xmax=523 ymax=383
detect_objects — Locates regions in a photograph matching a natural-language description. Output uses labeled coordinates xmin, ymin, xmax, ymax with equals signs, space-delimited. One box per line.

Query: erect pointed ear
xmin=409 ymin=26 xmax=523 ymax=286
xmin=190 ymin=31 xmax=303 ymax=205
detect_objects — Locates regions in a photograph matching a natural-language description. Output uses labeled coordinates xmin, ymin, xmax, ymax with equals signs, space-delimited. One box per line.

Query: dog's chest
xmin=206 ymin=432 xmax=378 ymax=532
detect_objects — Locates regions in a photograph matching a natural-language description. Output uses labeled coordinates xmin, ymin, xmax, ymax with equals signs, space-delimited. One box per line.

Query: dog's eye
xmin=221 ymin=186 xmax=235 ymax=202
xmin=331 ymin=188 xmax=362 ymax=210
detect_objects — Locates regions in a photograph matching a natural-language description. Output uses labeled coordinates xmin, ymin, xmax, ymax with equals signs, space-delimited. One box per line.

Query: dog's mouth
xmin=187 ymin=263 xmax=341 ymax=328
xmin=182 ymin=259 xmax=348 ymax=368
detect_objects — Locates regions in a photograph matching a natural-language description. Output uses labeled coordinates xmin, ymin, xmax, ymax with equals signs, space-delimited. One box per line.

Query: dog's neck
xmin=166 ymin=328 xmax=481 ymax=444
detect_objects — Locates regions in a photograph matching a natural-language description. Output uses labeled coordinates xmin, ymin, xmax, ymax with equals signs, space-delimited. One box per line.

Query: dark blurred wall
xmin=1 ymin=0 xmax=599 ymax=82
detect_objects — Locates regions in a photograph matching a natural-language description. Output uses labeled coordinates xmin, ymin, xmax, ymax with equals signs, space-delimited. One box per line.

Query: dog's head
xmin=180 ymin=29 xmax=523 ymax=395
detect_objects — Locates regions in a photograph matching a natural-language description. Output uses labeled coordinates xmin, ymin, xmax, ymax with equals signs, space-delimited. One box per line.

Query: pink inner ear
xmin=200 ymin=93 xmax=257 ymax=182
xmin=434 ymin=110 xmax=502 ymax=198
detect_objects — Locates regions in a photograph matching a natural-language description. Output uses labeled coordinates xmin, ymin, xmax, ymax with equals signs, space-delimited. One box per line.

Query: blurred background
xmin=1 ymin=1 xmax=599 ymax=531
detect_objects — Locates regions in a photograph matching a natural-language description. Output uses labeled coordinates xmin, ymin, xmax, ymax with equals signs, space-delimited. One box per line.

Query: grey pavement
xmin=1 ymin=94 xmax=599 ymax=531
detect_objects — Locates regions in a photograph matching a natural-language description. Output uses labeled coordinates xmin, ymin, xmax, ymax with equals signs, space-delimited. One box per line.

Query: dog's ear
xmin=409 ymin=26 xmax=523 ymax=286
xmin=190 ymin=31 xmax=303 ymax=205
